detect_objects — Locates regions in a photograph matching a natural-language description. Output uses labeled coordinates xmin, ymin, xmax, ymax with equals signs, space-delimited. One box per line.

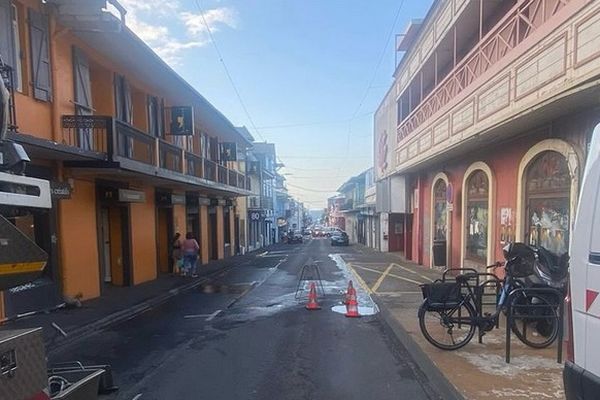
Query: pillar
xmin=200 ymin=205 xmax=209 ymax=265
xmin=229 ymin=207 xmax=236 ymax=256
xmin=216 ymin=205 xmax=224 ymax=260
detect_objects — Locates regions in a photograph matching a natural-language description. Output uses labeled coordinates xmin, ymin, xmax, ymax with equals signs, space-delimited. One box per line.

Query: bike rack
xmin=442 ymin=268 xmax=502 ymax=342
xmin=505 ymin=287 xmax=565 ymax=364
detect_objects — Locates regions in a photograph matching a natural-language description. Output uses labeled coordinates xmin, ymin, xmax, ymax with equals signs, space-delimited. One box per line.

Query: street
xmin=50 ymin=238 xmax=438 ymax=400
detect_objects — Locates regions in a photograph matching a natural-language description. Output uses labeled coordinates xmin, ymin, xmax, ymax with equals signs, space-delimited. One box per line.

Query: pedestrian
xmin=172 ymin=232 xmax=182 ymax=276
xmin=181 ymin=232 xmax=200 ymax=278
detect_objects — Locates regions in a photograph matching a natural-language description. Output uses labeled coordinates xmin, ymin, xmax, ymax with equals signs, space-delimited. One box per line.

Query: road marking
xmin=352 ymin=264 xmax=424 ymax=285
xmin=183 ymin=314 xmax=212 ymax=319
xmin=376 ymin=291 xmax=422 ymax=295
xmin=392 ymin=263 xmax=434 ymax=282
xmin=371 ymin=263 xmax=395 ymax=293
xmin=132 ymin=394 xmax=143 ymax=400
xmin=347 ymin=262 xmax=373 ymax=295
xmin=206 ymin=309 xmax=222 ymax=321
xmin=257 ymin=251 xmax=269 ymax=257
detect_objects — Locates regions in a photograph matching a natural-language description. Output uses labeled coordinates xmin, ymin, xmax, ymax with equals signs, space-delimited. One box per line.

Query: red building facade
xmin=375 ymin=0 xmax=600 ymax=270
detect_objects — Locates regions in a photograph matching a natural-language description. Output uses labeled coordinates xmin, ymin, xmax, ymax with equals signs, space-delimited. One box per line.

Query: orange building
xmin=0 ymin=0 xmax=251 ymax=320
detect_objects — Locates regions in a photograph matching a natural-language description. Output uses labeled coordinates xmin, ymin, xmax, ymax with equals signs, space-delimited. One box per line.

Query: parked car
xmin=330 ymin=231 xmax=349 ymax=246
xmin=563 ymin=122 xmax=600 ymax=399
xmin=288 ymin=231 xmax=303 ymax=244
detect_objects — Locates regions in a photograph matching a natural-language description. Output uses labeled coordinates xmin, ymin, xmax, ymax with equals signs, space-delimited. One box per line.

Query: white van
xmin=564 ymin=123 xmax=600 ymax=398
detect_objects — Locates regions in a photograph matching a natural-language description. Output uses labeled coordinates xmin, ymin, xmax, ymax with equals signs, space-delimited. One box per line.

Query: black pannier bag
xmin=420 ymin=282 xmax=462 ymax=310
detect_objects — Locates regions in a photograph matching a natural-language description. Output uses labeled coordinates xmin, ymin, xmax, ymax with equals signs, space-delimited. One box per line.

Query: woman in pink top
xmin=181 ymin=232 xmax=200 ymax=277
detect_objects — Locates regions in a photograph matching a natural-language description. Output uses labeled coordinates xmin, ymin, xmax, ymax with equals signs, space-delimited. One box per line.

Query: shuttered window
xmin=73 ymin=47 xmax=93 ymax=150
xmin=114 ymin=74 xmax=132 ymax=124
xmin=147 ymin=95 xmax=162 ymax=137
xmin=0 ymin=0 xmax=17 ymax=86
xmin=28 ymin=8 xmax=52 ymax=101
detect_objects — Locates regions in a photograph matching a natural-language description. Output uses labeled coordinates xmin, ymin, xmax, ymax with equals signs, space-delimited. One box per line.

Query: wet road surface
xmin=51 ymin=238 xmax=439 ymax=400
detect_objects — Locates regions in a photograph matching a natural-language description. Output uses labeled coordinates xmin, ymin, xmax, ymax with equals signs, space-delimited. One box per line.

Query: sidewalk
xmin=344 ymin=245 xmax=565 ymax=400
xmin=0 ymin=252 xmax=255 ymax=356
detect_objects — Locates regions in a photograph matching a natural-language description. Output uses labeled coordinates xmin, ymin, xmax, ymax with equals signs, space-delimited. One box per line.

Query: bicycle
xmin=417 ymin=262 xmax=559 ymax=351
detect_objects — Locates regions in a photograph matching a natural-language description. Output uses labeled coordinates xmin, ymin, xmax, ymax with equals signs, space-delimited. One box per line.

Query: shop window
xmin=525 ymin=151 xmax=570 ymax=255
xmin=465 ymin=170 xmax=489 ymax=262
xmin=433 ymin=179 xmax=447 ymax=240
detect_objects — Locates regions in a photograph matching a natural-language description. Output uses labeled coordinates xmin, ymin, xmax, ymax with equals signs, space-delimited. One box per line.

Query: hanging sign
xmin=169 ymin=106 xmax=194 ymax=136
xmin=118 ymin=189 xmax=145 ymax=203
xmin=220 ymin=143 xmax=238 ymax=161
xmin=50 ymin=181 xmax=72 ymax=200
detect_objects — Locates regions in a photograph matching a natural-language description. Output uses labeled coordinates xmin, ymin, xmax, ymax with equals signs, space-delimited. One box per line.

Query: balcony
xmin=61 ymin=115 xmax=250 ymax=193
xmin=396 ymin=0 xmax=572 ymax=143
xmin=248 ymin=195 xmax=273 ymax=210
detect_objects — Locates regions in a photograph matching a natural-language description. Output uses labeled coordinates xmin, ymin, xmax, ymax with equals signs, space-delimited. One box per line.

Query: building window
xmin=433 ymin=179 xmax=447 ymax=240
xmin=465 ymin=170 xmax=489 ymax=262
xmin=10 ymin=3 xmax=22 ymax=92
xmin=525 ymin=151 xmax=570 ymax=255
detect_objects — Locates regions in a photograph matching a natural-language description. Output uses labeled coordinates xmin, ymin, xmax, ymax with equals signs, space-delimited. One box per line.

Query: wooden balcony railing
xmin=115 ymin=120 xmax=155 ymax=165
xmin=217 ymin=165 xmax=228 ymax=185
xmin=396 ymin=0 xmax=571 ymax=142
xmin=159 ymin=139 xmax=183 ymax=173
xmin=61 ymin=115 xmax=250 ymax=192
xmin=203 ymin=158 xmax=217 ymax=181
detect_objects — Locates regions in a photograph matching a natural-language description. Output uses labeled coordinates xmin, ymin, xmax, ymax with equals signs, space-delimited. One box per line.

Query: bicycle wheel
xmin=418 ymin=299 xmax=477 ymax=350
xmin=510 ymin=293 xmax=558 ymax=348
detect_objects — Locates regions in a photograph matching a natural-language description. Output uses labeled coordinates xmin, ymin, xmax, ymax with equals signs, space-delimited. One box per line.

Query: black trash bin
xmin=432 ymin=240 xmax=447 ymax=267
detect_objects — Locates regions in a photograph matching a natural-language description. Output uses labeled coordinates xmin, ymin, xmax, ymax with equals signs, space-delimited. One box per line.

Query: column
xmin=229 ymin=208 xmax=236 ymax=256
xmin=200 ymin=205 xmax=209 ymax=265
xmin=216 ymin=205 xmax=225 ymax=260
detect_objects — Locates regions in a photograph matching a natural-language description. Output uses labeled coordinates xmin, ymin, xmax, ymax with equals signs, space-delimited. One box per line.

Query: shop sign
xmin=210 ymin=198 xmax=226 ymax=206
xmin=171 ymin=194 xmax=186 ymax=205
xmin=50 ymin=181 xmax=71 ymax=200
xmin=250 ymin=212 xmax=260 ymax=221
xmin=169 ymin=106 xmax=194 ymax=136
xmin=198 ymin=197 xmax=211 ymax=206
xmin=220 ymin=143 xmax=237 ymax=161
xmin=118 ymin=189 xmax=145 ymax=203
xmin=277 ymin=217 xmax=287 ymax=227
xmin=157 ymin=192 xmax=186 ymax=206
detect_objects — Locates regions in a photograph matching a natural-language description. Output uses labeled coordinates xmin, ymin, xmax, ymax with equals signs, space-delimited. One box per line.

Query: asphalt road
xmin=51 ymin=238 xmax=439 ymax=400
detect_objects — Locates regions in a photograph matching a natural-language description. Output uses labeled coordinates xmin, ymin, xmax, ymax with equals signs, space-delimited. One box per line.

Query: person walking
xmin=181 ymin=232 xmax=200 ymax=277
xmin=171 ymin=232 xmax=182 ymax=276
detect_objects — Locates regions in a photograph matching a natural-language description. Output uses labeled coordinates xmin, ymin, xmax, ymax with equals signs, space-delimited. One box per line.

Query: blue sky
xmin=117 ymin=0 xmax=434 ymax=209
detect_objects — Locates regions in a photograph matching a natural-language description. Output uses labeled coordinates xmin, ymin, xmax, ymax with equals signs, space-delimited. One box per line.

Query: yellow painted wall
xmin=58 ymin=179 xmax=100 ymax=300
xmin=130 ymin=187 xmax=157 ymax=284
xmin=216 ymin=206 xmax=224 ymax=260
xmin=229 ymin=208 xmax=236 ymax=256
xmin=200 ymin=205 xmax=209 ymax=265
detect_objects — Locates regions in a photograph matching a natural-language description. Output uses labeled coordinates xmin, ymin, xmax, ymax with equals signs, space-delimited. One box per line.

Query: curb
xmin=374 ymin=298 xmax=466 ymax=400
xmin=46 ymin=267 xmax=231 ymax=357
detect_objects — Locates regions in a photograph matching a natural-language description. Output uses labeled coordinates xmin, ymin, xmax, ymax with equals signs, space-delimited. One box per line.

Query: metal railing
xmin=61 ymin=115 xmax=110 ymax=153
xmin=396 ymin=0 xmax=572 ymax=142
xmin=61 ymin=115 xmax=249 ymax=191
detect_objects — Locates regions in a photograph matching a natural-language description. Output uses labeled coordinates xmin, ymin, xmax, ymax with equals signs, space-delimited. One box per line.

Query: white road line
xmin=206 ymin=309 xmax=222 ymax=321
xmin=183 ymin=314 xmax=212 ymax=319
xmin=132 ymin=394 xmax=143 ymax=400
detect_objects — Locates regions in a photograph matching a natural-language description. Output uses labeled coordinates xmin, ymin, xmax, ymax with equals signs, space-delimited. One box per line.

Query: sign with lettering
xmin=198 ymin=197 xmax=211 ymax=206
xmin=169 ymin=106 xmax=194 ymax=136
xmin=118 ymin=189 xmax=145 ymax=203
xmin=50 ymin=181 xmax=71 ymax=200
xmin=220 ymin=142 xmax=237 ymax=161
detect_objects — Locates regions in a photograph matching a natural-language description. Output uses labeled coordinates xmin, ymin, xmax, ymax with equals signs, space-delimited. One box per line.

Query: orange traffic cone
xmin=343 ymin=281 xmax=356 ymax=304
xmin=306 ymin=282 xmax=321 ymax=310
xmin=345 ymin=289 xmax=361 ymax=318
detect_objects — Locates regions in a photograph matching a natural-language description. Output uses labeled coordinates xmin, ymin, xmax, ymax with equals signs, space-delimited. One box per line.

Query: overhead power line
xmin=195 ymin=0 xmax=266 ymax=142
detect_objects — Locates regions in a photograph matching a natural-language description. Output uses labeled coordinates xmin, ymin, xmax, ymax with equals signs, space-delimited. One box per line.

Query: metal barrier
xmin=295 ymin=263 xmax=325 ymax=299
xmin=505 ymin=287 xmax=564 ymax=363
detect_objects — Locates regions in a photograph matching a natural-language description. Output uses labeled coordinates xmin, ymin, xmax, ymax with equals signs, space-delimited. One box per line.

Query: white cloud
xmin=109 ymin=1 xmax=238 ymax=66
xmin=180 ymin=7 xmax=238 ymax=36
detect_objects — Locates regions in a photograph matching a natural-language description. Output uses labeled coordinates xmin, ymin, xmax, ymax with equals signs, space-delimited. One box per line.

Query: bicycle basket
xmin=420 ymin=282 xmax=462 ymax=309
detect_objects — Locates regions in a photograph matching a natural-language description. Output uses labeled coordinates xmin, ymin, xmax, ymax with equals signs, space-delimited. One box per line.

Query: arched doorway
xmin=524 ymin=151 xmax=571 ymax=254
xmin=462 ymin=167 xmax=492 ymax=268
xmin=431 ymin=174 xmax=449 ymax=267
